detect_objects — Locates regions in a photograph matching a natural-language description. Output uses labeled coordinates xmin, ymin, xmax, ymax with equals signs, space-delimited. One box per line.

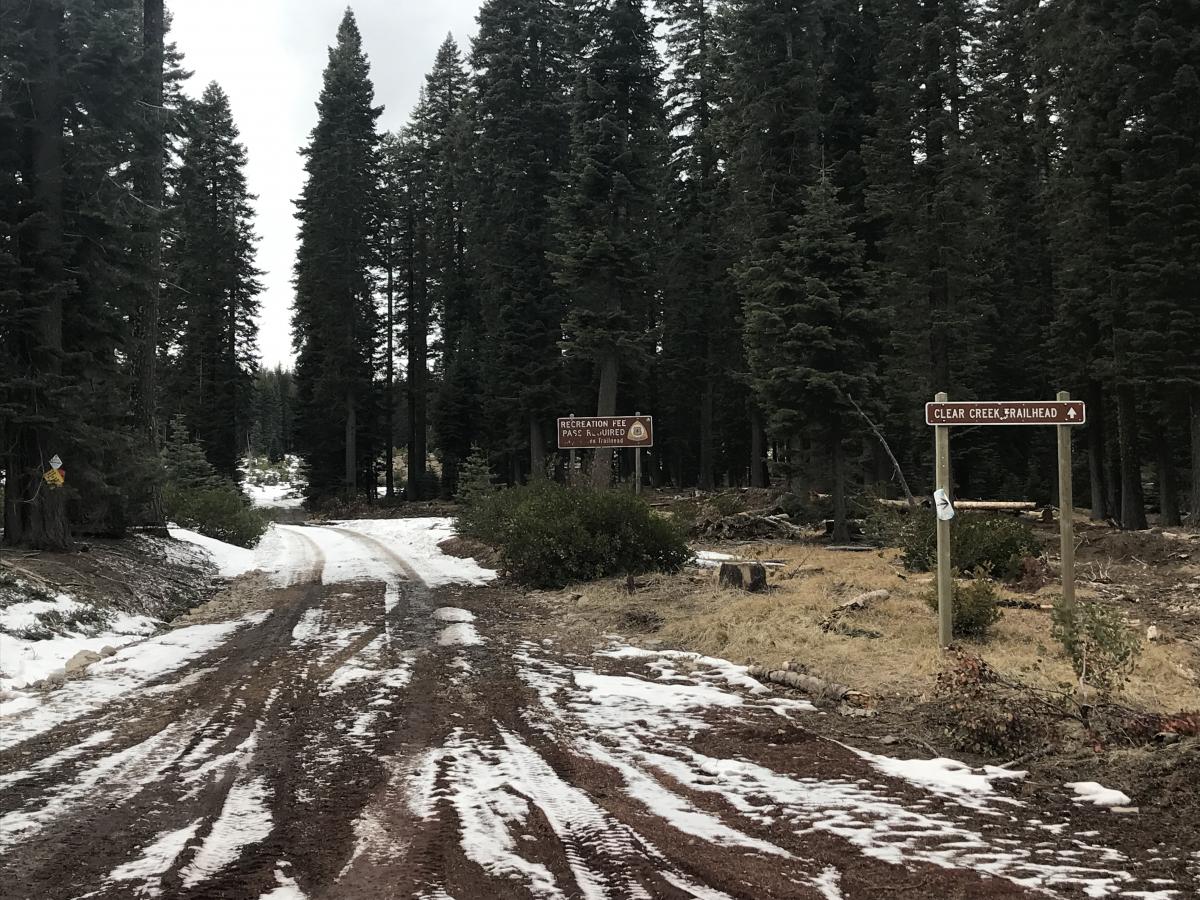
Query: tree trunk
xmin=698 ymin=370 xmax=714 ymax=490
xmin=131 ymin=0 xmax=165 ymax=526
xmin=750 ymin=408 xmax=766 ymax=488
xmin=1116 ymin=383 xmax=1147 ymax=530
xmin=344 ymin=391 xmax=357 ymax=499
xmin=830 ymin=433 xmax=849 ymax=543
xmin=1085 ymin=381 xmax=1108 ymax=520
xmin=1189 ymin=385 xmax=1200 ymax=526
xmin=385 ymin=252 xmax=395 ymax=499
xmin=4 ymin=1 xmax=70 ymax=551
xmin=590 ymin=351 xmax=619 ymax=487
xmin=1156 ymin=424 xmax=1180 ymax=526
xmin=529 ymin=417 xmax=545 ymax=478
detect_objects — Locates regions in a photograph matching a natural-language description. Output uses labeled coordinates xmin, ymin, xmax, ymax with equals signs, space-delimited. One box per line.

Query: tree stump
xmin=718 ymin=562 xmax=768 ymax=593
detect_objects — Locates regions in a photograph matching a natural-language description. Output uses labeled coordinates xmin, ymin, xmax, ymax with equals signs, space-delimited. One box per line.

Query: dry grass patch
xmin=560 ymin=542 xmax=1200 ymax=713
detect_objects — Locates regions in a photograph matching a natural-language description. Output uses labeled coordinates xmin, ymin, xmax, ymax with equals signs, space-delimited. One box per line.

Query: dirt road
xmin=0 ymin=522 xmax=1191 ymax=899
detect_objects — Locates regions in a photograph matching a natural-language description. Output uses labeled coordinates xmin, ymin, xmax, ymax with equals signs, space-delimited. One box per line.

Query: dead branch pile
xmin=693 ymin=509 xmax=805 ymax=540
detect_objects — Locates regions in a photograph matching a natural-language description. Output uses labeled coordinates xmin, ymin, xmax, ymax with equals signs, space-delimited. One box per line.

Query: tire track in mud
xmin=269 ymin=525 xmax=327 ymax=585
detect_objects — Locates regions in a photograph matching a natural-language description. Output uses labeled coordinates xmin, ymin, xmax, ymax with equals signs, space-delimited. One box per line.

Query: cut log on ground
xmin=747 ymin=665 xmax=870 ymax=707
xmin=718 ymin=562 xmax=768 ymax=593
xmin=819 ymin=589 xmax=889 ymax=632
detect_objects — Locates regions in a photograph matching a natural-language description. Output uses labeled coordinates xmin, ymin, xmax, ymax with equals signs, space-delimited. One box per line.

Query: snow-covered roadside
xmin=319 ymin=518 xmax=497 ymax=586
xmin=0 ymin=589 xmax=160 ymax=693
xmin=169 ymin=528 xmax=258 ymax=578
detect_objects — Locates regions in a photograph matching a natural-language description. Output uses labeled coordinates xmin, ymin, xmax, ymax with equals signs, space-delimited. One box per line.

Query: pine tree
xmin=743 ymin=176 xmax=881 ymax=540
xmin=1045 ymin=0 xmax=1145 ymax=528
xmin=129 ymin=0 xmax=167 ymax=526
xmin=723 ymin=0 xmax=829 ymax=491
xmin=470 ymin=0 xmax=571 ymax=481
xmin=414 ymin=36 xmax=479 ymax=496
xmin=164 ymin=82 xmax=262 ymax=480
xmin=863 ymin=0 xmax=992 ymax=495
xmin=292 ymin=9 xmax=382 ymax=502
xmin=1 ymin=0 xmax=158 ymax=546
xmin=1117 ymin=1 xmax=1200 ymax=526
xmin=553 ymin=0 xmax=666 ymax=487
xmin=657 ymin=0 xmax=742 ymax=489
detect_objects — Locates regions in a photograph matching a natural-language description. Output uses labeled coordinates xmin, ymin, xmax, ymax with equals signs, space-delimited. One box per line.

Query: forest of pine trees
xmin=2 ymin=0 xmax=1199 ymax=551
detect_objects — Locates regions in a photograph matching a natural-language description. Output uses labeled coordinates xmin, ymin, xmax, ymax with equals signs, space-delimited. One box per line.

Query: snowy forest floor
xmin=0 ymin=517 xmax=1197 ymax=897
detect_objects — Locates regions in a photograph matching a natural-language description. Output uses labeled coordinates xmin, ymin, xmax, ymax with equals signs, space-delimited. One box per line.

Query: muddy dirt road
xmin=0 ymin=522 xmax=1192 ymax=899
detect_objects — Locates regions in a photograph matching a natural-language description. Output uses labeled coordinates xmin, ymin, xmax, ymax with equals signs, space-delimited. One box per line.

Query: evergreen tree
xmin=292 ymin=9 xmax=382 ymax=502
xmin=1 ymin=0 xmax=164 ymax=547
xmin=164 ymin=82 xmax=262 ymax=480
xmin=415 ymin=36 xmax=479 ymax=496
xmin=657 ymin=0 xmax=742 ymax=489
xmin=553 ymin=0 xmax=666 ymax=487
xmin=470 ymin=0 xmax=571 ymax=481
xmin=743 ymin=176 xmax=881 ymax=540
xmin=723 ymin=0 xmax=828 ymax=490
xmin=1045 ymin=0 xmax=1144 ymax=528
xmin=863 ymin=0 xmax=991 ymax=495
xmin=1118 ymin=0 xmax=1200 ymax=526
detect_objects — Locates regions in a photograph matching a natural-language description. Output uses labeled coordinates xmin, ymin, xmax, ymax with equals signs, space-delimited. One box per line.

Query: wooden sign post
xmin=1056 ymin=391 xmax=1076 ymax=613
xmin=926 ymin=394 xmax=1086 ymax=646
xmin=933 ymin=392 xmax=954 ymax=646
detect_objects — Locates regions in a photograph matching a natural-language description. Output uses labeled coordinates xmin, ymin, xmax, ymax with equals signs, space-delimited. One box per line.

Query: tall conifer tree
xmin=292 ymin=9 xmax=382 ymax=501
xmin=163 ymin=83 xmax=262 ymax=479
xmin=470 ymin=0 xmax=571 ymax=481
xmin=554 ymin=0 xmax=666 ymax=487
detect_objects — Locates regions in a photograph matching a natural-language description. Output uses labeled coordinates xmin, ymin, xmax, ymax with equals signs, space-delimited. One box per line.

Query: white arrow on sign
xmin=1067 ymin=408 xmax=1077 ymax=420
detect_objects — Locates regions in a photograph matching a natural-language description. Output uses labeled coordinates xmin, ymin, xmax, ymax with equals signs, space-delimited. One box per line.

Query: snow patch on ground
xmin=258 ymin=866 xmax=309 ymax=898
xmin=437 ymin=622 xmax=482 ymax=647
xmin=169 ymin=527 xmax=257 ymax=578
xmin=106 ymin=818 xmax=204 ymax=896
xmin=1067 ymin=781 xmax=1134 ymax=808
xmin=180 ymin=775 xmax=274 ymax=886
xmin=0 ymin=593 xmax=160 ymax=691
xmin=0 ymin=613 xmax=267 ymax=752
xmin=432 ymin=607 xmax=476 ymax=623
xmin=852 ymin=750 xmax=1025 ymax=809
xmin=327 ymin=518 xmax=496 ymax=586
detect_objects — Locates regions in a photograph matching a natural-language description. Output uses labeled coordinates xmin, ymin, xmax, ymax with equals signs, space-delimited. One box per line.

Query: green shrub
xmin=458 ymin=480 xmax=691 ymax=588
xmin=891 ymin=510 xmax=1039 ymax=579
xmin=456 ymin=447 xmax=496 ymax=506
xmin=166 ymin=484 xmax=268 ymax=549
xmin=1051 ymin=600 xmax=1141 ymax=696
xmin=926 ymin=575 xmax=1003 ymax=640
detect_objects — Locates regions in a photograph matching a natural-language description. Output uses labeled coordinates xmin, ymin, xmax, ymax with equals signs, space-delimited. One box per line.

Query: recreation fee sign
xmin=928 ymin=393 xmax=1086 ymax=647
xmin=557 ymin=416 xmax=654 ymax=449
xmin=558 ymin=415 xmax=653 ymax=494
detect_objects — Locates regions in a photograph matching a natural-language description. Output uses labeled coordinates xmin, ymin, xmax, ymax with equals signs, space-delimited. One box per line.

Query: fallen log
xmin=876 ymin=498 xmax=1036 ymax=512
xmin=748 ymin=665 xmax=850 ymax=701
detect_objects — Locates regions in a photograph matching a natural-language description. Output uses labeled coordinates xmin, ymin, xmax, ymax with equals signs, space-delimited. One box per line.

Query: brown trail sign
xmin=557 ymin=416 xmax=653 ymax=449
xmin=558 ymin=416 xmax=653 ymax=495
xmin=929 ymin=392 xmax=1085 ymax=647
xmin=926 ymin=400 xmax=1086 ymax=427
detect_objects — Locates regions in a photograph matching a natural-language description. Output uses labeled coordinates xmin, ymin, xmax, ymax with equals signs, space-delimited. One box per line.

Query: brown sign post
xmin=929 ymin=394 xmax=1085 ymax=647
xmin=557 ymin=415 xmax=654 ymax=494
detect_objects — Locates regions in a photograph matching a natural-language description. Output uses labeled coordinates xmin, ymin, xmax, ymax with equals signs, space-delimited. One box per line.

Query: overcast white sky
xmin=170 ymin=0 xmax=481 ymax=368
